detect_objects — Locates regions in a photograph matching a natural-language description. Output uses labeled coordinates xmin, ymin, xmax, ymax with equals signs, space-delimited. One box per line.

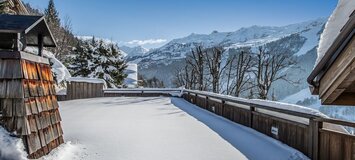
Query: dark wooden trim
xmin=331 ymin=92 xmax=355 ymax=105
xmin=316 ymin=117 xmax=355 ymax=128
xmin=0 ymin=51 xmax=49 ymax=64
xmin=320 ymin=128 xmax=355 ymax=138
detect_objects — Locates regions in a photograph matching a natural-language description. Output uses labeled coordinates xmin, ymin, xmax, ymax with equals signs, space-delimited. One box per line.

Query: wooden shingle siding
xmin=0 ymin=53 xmax=64 ymax=159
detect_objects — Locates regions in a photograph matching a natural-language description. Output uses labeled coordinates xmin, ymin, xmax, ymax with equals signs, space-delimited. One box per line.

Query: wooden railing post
xmin=309 ymin=118 xmax=323 ymax=160
xmin=249 ymin=105 xmax=255 ymax=128
xmin=205 ymin=96 xmax=209 ymax=110
xmin=221 ymin=100 xmax=225 ymax=116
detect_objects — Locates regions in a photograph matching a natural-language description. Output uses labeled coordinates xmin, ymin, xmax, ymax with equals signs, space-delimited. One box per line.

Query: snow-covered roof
xmin=316 ymin=0 xmax=355 ymax=65
xmin=24 ymin=47 xmax=71 ymax=84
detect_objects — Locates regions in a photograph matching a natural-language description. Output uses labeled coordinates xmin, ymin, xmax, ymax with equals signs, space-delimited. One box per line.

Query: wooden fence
xmin=182 ymin=90 xmax=355 ymax=160
xmin=58 ymin=81 xmax=104 ymax=101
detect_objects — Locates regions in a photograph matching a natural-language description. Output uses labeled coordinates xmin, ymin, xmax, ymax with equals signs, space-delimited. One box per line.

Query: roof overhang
xmin=0 ymin=15 xmax=57 ymax=47
xmin=307 ymin=12 xmax=355 ymax=94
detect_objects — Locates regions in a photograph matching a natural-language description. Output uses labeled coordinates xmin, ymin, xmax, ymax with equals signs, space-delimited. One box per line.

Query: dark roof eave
xmin=307 ymin=14 xmax=355 ymax=90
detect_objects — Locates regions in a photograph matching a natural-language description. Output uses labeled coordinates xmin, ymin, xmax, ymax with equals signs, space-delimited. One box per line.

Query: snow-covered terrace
xmin=57 ymin=97 xmax=307 ymax=160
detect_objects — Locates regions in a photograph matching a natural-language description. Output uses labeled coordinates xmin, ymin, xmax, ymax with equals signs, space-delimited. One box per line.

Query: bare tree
xmin=205 ymin=47 xmax=231 ymax=93
xmin=225 ymin=49 xmax=253 ymax=96
xmin=185 ymin=46 xmax=206 ymax=90
xmin=253 ymin=46 xmax=297 ymax=99
xmin=173 ymin=65 xmax=196 ymax=89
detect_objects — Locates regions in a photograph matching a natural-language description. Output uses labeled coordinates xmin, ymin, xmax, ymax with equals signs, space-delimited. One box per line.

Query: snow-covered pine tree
xmin=91 ymin=40 xmax=127 ymax=88
xmin=67 ymin=41 xmax=93 ymax=77
xmin=67 ymin=37 xmax=127 ymax=88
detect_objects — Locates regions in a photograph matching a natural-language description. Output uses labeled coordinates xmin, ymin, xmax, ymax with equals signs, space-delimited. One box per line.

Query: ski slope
xmin=50 ymin=97 xmax=308 ymax=160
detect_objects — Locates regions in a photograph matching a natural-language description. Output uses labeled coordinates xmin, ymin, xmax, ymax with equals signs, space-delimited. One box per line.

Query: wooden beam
xmin=319 ymin=36 xmax=355 ymax=104
xmin=38 ymin=34 xmax=43 ymax=57
xmin=331 ymin=92 xmax=355 ymax=106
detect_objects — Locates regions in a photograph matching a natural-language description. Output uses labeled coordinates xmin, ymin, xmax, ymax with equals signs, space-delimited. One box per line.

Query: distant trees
xmin=44 ymin=0 xmax=77 ymax=60
xmin=139 ymin=75 xmax=165 ymax=88
xmin=173 ymin=45 xmax=298 ymax=100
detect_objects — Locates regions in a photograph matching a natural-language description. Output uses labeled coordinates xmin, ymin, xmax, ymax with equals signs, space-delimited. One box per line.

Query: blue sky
xmin=23 ymin=0 xmax=337 ymax=48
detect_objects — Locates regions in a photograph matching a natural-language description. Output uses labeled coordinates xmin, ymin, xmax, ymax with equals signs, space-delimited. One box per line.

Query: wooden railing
xmin=182 ymin=89 xmax=355 ymax=160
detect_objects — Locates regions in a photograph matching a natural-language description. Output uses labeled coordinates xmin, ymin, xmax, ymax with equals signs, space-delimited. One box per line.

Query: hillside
xmin=126 ymin=18 xmax=326 ymax=99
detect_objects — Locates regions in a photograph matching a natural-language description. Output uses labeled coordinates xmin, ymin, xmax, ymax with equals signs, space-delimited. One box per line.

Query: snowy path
xmin=55 ymin=97 xmax=307 ymax=160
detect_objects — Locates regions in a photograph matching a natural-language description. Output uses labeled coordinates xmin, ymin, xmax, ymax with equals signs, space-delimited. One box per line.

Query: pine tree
xmin=44 ymin=0 xmax=60 ymax=29
xmin=92 ymin=41 xmax=127 ymax=87
xmin=68 ymin=42 xmax=92 ymax=77
xmin=67 ymin=38 xmax=127 ymax=88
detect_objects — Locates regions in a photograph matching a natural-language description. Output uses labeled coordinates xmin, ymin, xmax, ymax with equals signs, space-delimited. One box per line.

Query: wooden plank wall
xmin=319 ymin=129 xmax=355 ymax=160
xmin=0 ymin=57 xmax=64 ymax=159
xmin=64 ymin=82 xmax=104 ymax=100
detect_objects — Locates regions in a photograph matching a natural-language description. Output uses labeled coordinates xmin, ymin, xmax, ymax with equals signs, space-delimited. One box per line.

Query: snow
xmin=66 ymin=77 xmax=106 ymax=84
xmin=0 ymin=127 xmax=27 ymax=160
xmin=185 ymin=89 xmax=326 ymax=117
xmin=124 ymin=63 xmax=138 ymax=88
xmin=316 ymin=0 xmax=355 ymax=65
xmin=120 ymin=45 xmax=149 ymax=58
xmin=282 ymin=88 xmax=314 ymax=104
xmin=294 ymin=24 xmax=322 ymax=56
xmin=57 ymin=97 xmax=308 ymax=160
xmin=39 ymin=142 xmax=87 ymax=160
xmin=24 ymin=47 xmax=71 ymax=83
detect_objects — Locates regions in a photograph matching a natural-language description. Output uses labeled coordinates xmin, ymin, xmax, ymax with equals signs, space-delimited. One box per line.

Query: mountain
xmin=120 ymin=45 xmax=150 ymax=59
xmin=127 ymin=18 xmax=326 ymax=98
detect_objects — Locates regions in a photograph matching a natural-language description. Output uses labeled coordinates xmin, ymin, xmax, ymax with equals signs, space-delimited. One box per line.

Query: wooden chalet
xmin=308 ymin=11 xmax=355 ymax=105
xmin=0 ymin=14 xmax=64 ymax=159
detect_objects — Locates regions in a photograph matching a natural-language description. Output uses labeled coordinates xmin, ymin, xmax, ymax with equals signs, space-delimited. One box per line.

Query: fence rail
xmin=182 ymin=89 xmax=355 ymax=160
xmin=56 ymin=86 xmax=355 ymax=160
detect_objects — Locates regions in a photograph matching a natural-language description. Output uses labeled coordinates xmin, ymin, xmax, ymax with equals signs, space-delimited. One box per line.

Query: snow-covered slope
xmin=120 ymin=45 xmax=149 ymax=58
xmin=317 ymin=0 xmax=355 ymax=65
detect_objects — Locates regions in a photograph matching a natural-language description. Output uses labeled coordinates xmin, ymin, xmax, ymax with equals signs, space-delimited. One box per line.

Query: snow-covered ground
xmin=50 ymin=97 xmax=308 ymax=160
xmin=0 ymin=127 xmax=27 ymax=160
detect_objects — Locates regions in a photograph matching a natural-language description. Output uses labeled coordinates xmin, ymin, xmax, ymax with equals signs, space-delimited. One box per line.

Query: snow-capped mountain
xmin=128 ymin=18 xmax=326 ymax=93
xmin=130 ymin=18 xmax=325 ymax=66
xmin=120 ymin=45 xmax=150 ymax=59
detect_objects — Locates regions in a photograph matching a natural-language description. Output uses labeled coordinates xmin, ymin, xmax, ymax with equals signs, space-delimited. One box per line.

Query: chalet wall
xmin=0 ymin=52 xmax=64 ymax=159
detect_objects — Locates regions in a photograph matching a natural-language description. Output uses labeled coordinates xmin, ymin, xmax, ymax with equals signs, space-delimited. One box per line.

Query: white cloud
xmin=127 ymin=39 xmax=167 ymax=45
